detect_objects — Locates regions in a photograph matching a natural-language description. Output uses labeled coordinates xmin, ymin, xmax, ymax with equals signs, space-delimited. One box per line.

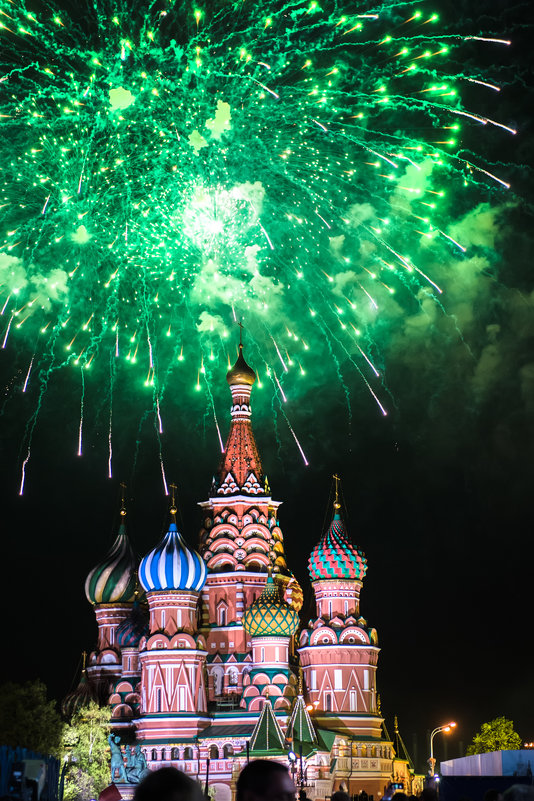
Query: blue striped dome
xmin=139 ymin=522 xmax=207 ymax=592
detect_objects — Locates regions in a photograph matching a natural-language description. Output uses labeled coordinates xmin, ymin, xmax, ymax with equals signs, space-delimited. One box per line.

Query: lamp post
xmin=429 ymin=722 xmax=457 ymax=777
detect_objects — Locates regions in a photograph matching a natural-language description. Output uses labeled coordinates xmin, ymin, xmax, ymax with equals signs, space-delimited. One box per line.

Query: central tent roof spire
xmin=216 ymin=329 xmax=264 ymax=496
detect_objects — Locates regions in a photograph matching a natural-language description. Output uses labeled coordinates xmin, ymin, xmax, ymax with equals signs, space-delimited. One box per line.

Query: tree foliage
xmin=467 ymin=716 xmax=522 ymax=755
xmin=62 ymin=702 xmax=110 ymax=801
xmin=0 ymin=680 xmax=63 ymax=756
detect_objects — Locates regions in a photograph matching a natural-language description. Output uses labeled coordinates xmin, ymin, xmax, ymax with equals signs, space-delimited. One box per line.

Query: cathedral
xmin=79 ymin=344 xmax=412 ymax=801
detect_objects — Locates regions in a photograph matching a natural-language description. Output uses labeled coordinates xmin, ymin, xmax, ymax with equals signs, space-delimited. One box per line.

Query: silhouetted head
xmin=503 ymin=786 xmax=534 ymax=801
xmin=420 ymin=789 xmax=438 ymax=801
xmin=133 ymin=767 xmax=204 ymax=801
xmin=236 ymin=761 xmax=295 ymax=801
xmin=332 ymin=791 xmax=351 ymax=801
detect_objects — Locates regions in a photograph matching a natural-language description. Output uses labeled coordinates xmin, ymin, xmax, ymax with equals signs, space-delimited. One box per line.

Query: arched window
xmin=151 ymin=749 xmax=158 ymax=761
xmin=223 ymin=744 xmax=234 ymax=758
xmin=217 ymin=603 xmax=228 ymax=626
xmin=325 ymin=693 xmax=332 ymax=712
xmin=183 ymin=747 xmax=194 ymax=760
xmin=227 ymin=667 xmax=238 ymax=686
xmin=209 ymin=745 xmax=219 ymax=759
xmin=171 ymin=748 xmax=179 ymax=760
xmin=212 ymin=667 xmax=224 ymax=696
xmin=156 ymin=688 xmax=162 ymax=712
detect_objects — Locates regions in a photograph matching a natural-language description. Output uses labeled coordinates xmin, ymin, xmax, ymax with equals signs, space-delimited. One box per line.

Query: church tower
xmin=136 ymin=490 xmax=210 ymax=743
xmin=198 ymin=341 xmax=302 ymax=707
xmin=299 ymin=479 xmax=381 ymax=738
xmin=84 ymin=497 xmax=137 ymax=688
xmin=242 ymin=568 xmax=300 ymax=711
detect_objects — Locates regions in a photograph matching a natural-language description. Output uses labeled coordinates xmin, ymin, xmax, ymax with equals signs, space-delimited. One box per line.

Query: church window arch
xmin=209 ymin=745 xmax=219 ymax=759
xmin=171 ymin=748 xmax=179 ymax=759
xmin=151 ymin=750 xmax=158 ymax=761
xmin=217 ymin=602 xmax=228 ymax=626
xmin=183 ymin=747 xmax=194 ymax=760
xmin=212 ymin=666 xmax=224 ymax=696
xmin=223 ymin=744 xmax=234 ymax=758
xmin=227 ymin=667 xmax=238 ymax=686
xmin=156 ymin=688 xmax=162 ymax=712
xmin=325 ymin=693 xmax=332 ymax=712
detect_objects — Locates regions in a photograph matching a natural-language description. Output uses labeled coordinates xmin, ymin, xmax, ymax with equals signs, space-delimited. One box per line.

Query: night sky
xmin=1 ymin=0 xmax=533 ymax=776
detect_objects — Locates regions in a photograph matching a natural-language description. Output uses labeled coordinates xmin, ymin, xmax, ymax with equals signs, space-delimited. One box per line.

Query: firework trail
xmin=0 ymin=0 xmax=514 ymax=477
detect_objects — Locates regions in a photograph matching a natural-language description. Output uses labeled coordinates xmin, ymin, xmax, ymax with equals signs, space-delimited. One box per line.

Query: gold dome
xmin=227 ymin=344 xmax=256 ymax=387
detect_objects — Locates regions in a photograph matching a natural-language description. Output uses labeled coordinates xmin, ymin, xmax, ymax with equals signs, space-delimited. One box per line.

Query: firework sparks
xmin=0 ymin=0 xmax=514 ymax=477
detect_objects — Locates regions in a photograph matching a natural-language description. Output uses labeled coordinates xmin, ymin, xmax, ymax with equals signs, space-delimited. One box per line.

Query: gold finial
xmin=82 ymin=650 xmax=87 ymax=670
xmin=120 ymin=482 xmax=127 ymax=516
xmin=333 ymin=473 xmax=341 ymax=511
xmin=394 ymin=715 xmax=399 ymax=734
xmin=377 ymin=694 xmax=382 ymax=714
xmin=169 ymin=483 xmax=177 ymax=516
xmin=238 ymin=319 xmax=244 ymax=348
xmin=298 ymin=668 xmax=303 ymax=696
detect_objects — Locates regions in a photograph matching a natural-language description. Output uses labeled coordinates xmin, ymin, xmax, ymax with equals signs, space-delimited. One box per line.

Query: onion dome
xmin=308 ymin=512 xmax=367 ymax=581
xmin=139 ymin=505 xmax=207 ymax=592
xmin=85 ymin=522 xmax=137 ymax=605
xmin=243 ymin=574 xmax=300 ymax=637
xmin=227 ymin=343 xmax=256 ymax=386
xmin=61 ymin=668 xmax=96 ymax=719
xmin=116 ymin=600 xmax=148 ymax=648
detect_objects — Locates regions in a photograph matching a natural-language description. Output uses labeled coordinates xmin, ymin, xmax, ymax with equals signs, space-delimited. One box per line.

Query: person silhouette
xmin=236 ymin=760 xmax=296 ymax=801
xmin=133 ymin=766 xmax=204 ymax=801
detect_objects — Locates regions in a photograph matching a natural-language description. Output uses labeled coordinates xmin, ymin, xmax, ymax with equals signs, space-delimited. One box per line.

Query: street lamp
xmin=429 ymin=722 xmax=457 ymax=777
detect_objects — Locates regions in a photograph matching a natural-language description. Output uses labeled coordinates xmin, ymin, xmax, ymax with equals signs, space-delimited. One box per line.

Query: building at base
xmin=76 ymin=345 xmax=413 ymax=800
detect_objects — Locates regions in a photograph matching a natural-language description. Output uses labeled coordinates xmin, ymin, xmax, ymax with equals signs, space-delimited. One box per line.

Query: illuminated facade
xmin=80 ymin=345 xmax=412 ymax=800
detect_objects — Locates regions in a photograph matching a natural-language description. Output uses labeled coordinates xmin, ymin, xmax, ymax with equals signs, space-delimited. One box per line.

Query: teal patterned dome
xmin=243 ymin=574 xmax=299 ymax=638
xmin=85 ymin=523 xmax=137 ymax=605
xmin=308 ymin=513 xmax=367 ymax=581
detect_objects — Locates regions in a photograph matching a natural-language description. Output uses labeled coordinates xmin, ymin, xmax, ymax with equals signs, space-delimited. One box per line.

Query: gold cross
xmin=333 ymin=473 xmax=341 ymax=510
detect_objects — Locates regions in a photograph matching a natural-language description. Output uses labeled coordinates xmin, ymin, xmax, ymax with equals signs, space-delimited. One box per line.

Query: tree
xmin=62 ymin=702 xmax=111 ymax=801
xmin=467 ymin=716 xmax=522 ymax=755
xmin=0 ymin=680 xmax=63 ymax=756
